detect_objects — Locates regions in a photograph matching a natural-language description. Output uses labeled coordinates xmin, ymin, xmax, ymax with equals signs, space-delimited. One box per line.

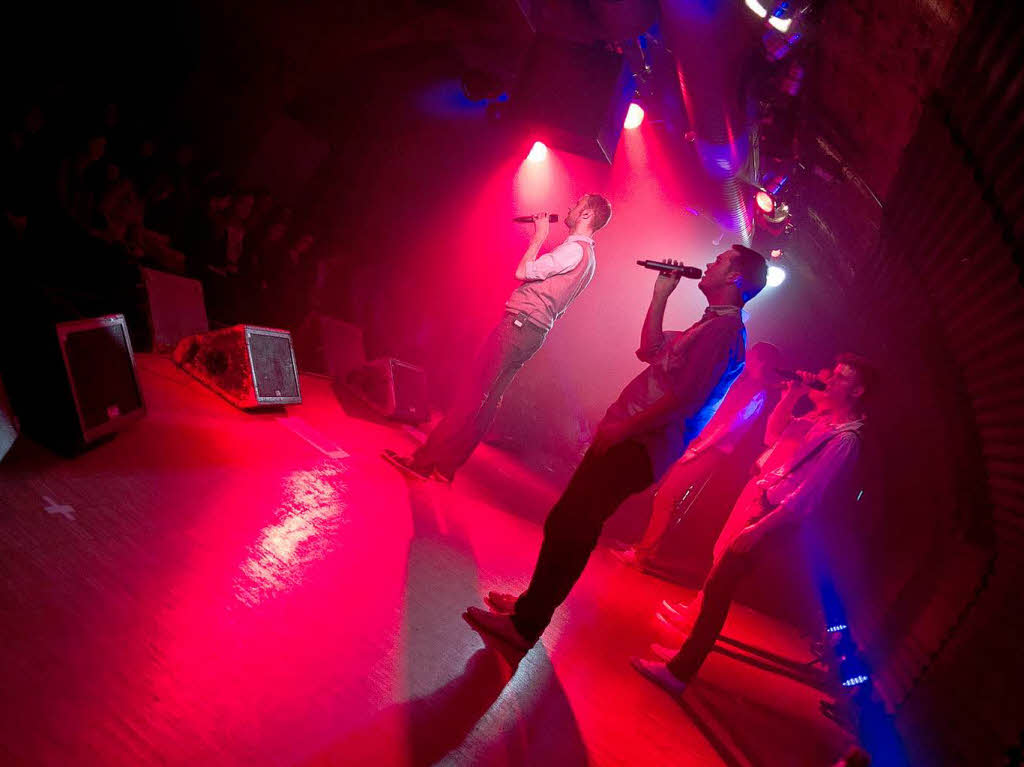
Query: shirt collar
xmin=565 ymin=234 xmax=596 ymax=246
xmin=704 ymin=305 xmax=742 ymax=319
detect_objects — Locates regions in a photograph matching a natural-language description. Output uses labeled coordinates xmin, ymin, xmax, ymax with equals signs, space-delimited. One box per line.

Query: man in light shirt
xmin=465 ymin=245 xmax=769 ymax=650
xmin=632 ymin=353 xmax=877 ymax=698
xmin=384 ymin=194 xmax=611 ymax=482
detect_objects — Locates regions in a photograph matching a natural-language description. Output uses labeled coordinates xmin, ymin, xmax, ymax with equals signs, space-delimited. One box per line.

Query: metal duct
xmin=657 ymin=0 xmax=756 ymax=242
xmin=588 ymin=0 xmax=660 ymax=42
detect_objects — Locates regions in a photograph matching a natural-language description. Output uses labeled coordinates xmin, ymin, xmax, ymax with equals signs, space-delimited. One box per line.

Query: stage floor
xmin=0 ymin=355 xmax=851 ymax=766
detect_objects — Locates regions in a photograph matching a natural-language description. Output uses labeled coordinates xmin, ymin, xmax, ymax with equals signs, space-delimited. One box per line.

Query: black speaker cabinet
xmin=0 ymin=374 xmax=17 ymax=461
xmin=512 ymin=35 xmax=634 ymax=163
xmin=140 ymin=267 xmax=209 ymax=351
xmin=294 ymin=312 xmax=367 ymax=380
xmin=173 ymin=325 xmax=301 ymax=409
xmin=347 ymin=358 xmax=430 ymax=424
xmin=3 ymin=314 xmax=145 ymax=453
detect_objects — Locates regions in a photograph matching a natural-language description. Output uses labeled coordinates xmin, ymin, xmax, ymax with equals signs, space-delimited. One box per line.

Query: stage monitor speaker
xmin=0 ymin=375 xmax=18 ymax=461
xmin=512 ymin=35 xmax=633 ymax=163
xmin=2 ymin=314 xmax=145 ymax=454
xmin=174 ymin=325 xmax=301 ymax=409
xmin=293 ymin=312 xmax=367 ymax=381
xmin=347 ymin=358 xmax=429 ymax=424
xmin=140 ymin=267 xmax=209 ymax=351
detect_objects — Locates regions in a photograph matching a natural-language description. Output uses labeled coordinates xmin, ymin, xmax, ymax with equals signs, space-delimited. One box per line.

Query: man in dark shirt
xmin=465 ymin=245 xmax=769 ymax=649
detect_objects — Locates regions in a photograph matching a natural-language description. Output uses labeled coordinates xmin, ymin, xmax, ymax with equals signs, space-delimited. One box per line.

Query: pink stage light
xmin=527 ymin=141 xmax=548 ymax=163
xmin=755 ymin=189 xmax=775 ymax=214
xmin=624 ymin=103 xmax=645 ymax=130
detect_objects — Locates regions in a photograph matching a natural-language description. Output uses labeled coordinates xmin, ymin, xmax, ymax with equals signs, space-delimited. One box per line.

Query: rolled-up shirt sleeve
xmin=636 ymin=330 xmax=684 ymax=363
xmin=523 ymin=241 xmax=585 ymax=281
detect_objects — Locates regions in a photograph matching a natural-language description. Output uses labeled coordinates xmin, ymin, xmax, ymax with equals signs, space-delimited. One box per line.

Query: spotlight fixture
xmin=755 ymin=190 xmax=775 ymax=215
xmin=745 ymin=0 xmax=769 ymax=18
xmin=766 ymin=265 xmax=786 ymax=287
xmin=527 ymin=141 xmax=548 ymax=163
xmin=624 ymin=103 xmax=645 ymax=130
xmin=744 ymin=0 xmax=800 ymax=38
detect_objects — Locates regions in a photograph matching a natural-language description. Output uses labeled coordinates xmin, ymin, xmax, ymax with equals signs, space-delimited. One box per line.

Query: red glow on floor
xmin=0 ymin=357 xmax=849 ymax=764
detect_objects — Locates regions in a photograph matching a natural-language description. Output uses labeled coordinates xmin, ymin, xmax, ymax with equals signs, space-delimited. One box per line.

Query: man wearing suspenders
xmin=633 ymin=353 xmax=876 ymax=697
xmin=384 ymin=194 xmax=612 ymax=482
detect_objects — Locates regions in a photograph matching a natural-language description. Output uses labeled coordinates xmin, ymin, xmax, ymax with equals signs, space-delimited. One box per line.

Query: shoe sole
xmin=630 ymin=657 xmax=687 ymax=698
xmin=381 ymin=450 xmax=432 ymax=481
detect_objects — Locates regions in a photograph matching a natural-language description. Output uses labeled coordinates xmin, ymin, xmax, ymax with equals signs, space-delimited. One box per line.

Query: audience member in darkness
xmin=57 ymin=132 xmax=107 ymax=227
xmin=99 ymin=102 xmax=128 ymax=168
xmin=269 ymin=232 xmax=318 ymax=331
xmin=245 ymin=206 xmax=293 ymax=320
xmin=128 ymin=136 xmax=161 ymax=195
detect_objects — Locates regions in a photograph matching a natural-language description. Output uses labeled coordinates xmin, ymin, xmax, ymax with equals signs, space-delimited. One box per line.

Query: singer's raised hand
xmin=532 ymin=211 xmax=550 ymax=241
xmin=653 ymin=259 xmax=684 ymax=297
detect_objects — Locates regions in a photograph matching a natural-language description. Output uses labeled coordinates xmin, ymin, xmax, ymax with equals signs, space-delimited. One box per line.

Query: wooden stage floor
xmin=0 ymin=355 xmax=852 ymax=766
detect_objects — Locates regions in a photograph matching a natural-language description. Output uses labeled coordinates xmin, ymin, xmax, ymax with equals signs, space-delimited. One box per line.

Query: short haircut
xmin=584 ymin=194 xmax=612 ymax=231
xmin=730 ymin=244 xmax=768 ymax=303
xmin=748 ymin=341 xmax=781 ymax=367
xmin=836 ymin=352 xmax=879 ymax=402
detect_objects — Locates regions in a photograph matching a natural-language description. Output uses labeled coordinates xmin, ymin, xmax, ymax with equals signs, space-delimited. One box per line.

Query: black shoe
xmin=485 ymin=591 xmax=518 ymax=614
xmin=464 ymin=606 xmax=534 ymax=651
xmin=382 ymin=449 xmax=432 ymax=481
xmin=431 ymin=468 xmax=455 ymax=484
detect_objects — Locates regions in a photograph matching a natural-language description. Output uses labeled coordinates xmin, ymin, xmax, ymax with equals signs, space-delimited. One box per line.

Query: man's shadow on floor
xmin=306 ymin=630 xmax=588 ymax=766
xmin=307 ymin=473 xmax=588 ymax=766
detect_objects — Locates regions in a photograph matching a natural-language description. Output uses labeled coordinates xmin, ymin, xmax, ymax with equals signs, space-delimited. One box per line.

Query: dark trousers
xmin=666 ymin=527 xmax=787 ymax=681
xmin=511 ymin=439 xmax=655 ymax=641
xmin=412 ymin=314 xmax=546 ymax=478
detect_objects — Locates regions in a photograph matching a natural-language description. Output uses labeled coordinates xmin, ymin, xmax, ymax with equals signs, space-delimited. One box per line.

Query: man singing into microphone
xmin=384 ymin=194 xmax=612 ymax=482
xmin=465 ymin=245 xmax=768 ymax=650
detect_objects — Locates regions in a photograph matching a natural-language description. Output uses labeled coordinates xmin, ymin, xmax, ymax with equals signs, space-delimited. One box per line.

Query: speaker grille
xmin=390 ymin=359 xmax=429 ymax=421
xmin=62 ymin=322 xmax=144 ymax=432
xmin=247 ymin=329 xmax=301 ymax=403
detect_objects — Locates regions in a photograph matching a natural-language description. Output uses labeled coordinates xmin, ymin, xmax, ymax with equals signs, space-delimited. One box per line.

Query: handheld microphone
xmin=776 ymin=369 xmax=827 ymax=391
xmin=513 ymin=214 xmax=559 ymax=223
xmin=636 ymin=260 xmax=703 ymax=279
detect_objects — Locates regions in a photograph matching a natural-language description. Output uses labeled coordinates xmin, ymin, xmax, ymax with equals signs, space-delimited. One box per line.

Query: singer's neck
xmin=701 ymin=285 xmax=743 ymax=309
xmin=824 ymin=402 xmax=862 ymax=425
xmin=571 ymin=223 xmax=594 ymax=238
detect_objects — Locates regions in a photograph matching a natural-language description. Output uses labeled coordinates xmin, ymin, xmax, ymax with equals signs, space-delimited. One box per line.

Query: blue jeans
xmin=412 ymin=314 xmax=546 ymax=478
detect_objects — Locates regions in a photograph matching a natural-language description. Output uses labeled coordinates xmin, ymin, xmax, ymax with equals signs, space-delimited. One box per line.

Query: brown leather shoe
xmin=464 ymin=606 xmax=534 ymax=651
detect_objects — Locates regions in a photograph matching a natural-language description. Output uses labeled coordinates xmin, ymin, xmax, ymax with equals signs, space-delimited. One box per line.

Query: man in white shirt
xmin=384 ymin=194 xmax=612 ymax=482
xmin=632 ymin=353 xmax=877 ymax=698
